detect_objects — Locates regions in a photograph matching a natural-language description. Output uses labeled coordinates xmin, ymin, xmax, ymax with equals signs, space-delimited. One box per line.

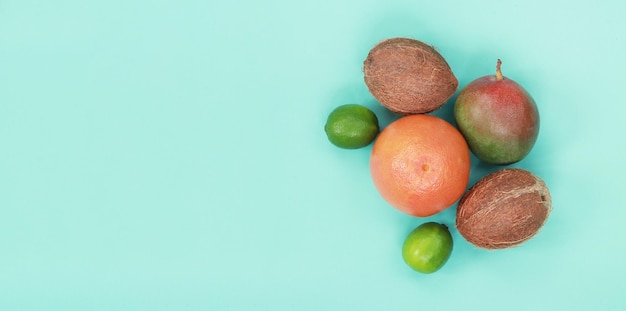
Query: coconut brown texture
xmin=456 ymin=168 xmax=552 ymax=249
xmin=363 ymin=37 xmax=458 ymax=114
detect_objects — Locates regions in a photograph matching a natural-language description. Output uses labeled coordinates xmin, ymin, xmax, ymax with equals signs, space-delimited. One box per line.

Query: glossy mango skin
xmin=454 ymin=75 xmax=539 ymax=165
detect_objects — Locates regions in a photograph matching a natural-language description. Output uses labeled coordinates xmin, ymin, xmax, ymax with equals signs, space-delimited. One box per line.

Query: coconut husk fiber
xmin=456 ymin=168 xmax=552 ymax=250
xmin=363 ymin=37 xmax=458 ymax=114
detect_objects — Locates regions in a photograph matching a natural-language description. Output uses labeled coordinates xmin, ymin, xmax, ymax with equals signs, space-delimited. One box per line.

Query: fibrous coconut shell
xmin=456 ymin=168 xmax=552 ymax=249
xmin=363 ymin=37 xmax=458 ymax=114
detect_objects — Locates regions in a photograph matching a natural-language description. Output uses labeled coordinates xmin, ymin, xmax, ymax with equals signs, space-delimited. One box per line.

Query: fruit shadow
xmin=368 ymin=101 xmax=401 ymax=129
xmin=428 ymin=94 xmax=457 ymax=126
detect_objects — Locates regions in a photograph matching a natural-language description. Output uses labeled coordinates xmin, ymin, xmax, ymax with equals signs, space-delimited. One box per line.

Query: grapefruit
xmin=370 ymin=114 xmax=471 ymax=217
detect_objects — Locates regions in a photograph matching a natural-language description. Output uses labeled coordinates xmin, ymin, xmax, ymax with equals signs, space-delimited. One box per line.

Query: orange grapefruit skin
xmin=370 ymin=115 xmax=471 ymax=217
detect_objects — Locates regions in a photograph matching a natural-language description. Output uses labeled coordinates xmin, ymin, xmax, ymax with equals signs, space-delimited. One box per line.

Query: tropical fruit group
xmin=325 ymin=36 xmax=552 ymax=275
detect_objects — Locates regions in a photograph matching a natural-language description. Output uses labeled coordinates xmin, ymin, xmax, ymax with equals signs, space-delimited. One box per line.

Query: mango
xmin=454 ymin=60 xmax=539 ymax=165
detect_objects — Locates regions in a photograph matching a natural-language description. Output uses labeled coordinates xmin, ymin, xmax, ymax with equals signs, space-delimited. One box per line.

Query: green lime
xmin=324 ymin=104 xmax=379 ymax=149
xmin=402 ymin=222 xmax=453 ymax=274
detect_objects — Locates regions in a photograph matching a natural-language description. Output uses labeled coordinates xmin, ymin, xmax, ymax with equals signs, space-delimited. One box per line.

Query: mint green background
xmin=1 ymin=0 xmax=625 ymax=310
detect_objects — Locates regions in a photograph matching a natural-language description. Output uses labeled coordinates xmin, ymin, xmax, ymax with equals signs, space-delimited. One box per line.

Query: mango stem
xmin=495 ymin=59 xmax=503 ymax=81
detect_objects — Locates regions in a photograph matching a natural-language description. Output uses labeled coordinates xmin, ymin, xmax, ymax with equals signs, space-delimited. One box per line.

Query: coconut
xmin=363 ymin=37 xmax=458 ymax=114
xmin=456 ymin=168 xmax=552 ymax=249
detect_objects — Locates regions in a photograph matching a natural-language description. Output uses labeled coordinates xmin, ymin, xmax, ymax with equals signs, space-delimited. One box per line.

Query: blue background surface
xmin=1 ymin=0 xmax=625 ymax=309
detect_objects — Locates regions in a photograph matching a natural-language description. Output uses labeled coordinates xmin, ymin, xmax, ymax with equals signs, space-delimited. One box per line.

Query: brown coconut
xmin=363 ymin=37 xmax=458 ymax=114
xmin=456 ymin=168 xmax=552 ymax=249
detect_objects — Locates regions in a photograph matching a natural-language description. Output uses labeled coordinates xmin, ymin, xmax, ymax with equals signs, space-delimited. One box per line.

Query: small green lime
xmin=402 ymin=222 xmax=453 ymax=274
xmin=324 ymin=104 xmax=379 ymax=149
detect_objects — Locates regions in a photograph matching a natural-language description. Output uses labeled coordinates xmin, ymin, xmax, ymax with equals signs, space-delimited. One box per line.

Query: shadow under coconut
xmin=368 ymin=100 xmax=401 ymax=130
xmin=428 ymin=94 xmax=457 ymax=126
